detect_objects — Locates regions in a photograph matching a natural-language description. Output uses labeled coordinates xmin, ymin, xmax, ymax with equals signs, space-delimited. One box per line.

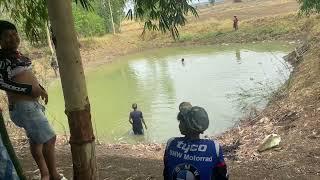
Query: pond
xmin=47 ymin=43 xmax=292 ymax=143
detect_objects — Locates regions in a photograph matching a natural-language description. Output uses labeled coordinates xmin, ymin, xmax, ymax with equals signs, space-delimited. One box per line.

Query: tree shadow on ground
xmin=20 ymin=146 xmax=163 ymax=180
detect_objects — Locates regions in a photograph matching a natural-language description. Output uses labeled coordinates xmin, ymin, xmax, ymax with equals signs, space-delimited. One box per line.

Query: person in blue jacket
xmin=163 ymin=102 xmax=228 ymax=180
xmin=129 ymin=103 xmax=147 ymax=135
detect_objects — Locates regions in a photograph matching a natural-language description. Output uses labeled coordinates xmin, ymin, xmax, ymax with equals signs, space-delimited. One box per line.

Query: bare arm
xmin=129 ymin=113 xmax=133 ymax=125
xmin=0 ymin=77 xmax=32 ymax=95
xmin=0 ymin=66 xmax=45 ymax=99
xmin=142 ymin=118 xmax=147 ymax=129
xmin=141 ymin=112 xmax=147 ymax=129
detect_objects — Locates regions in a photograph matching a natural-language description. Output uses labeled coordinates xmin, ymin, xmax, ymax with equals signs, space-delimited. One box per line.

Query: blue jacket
xmin=163 ymin=137 xmax=228 ymax=180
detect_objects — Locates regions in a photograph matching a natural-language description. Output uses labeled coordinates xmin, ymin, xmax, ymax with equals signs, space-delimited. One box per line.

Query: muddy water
xmin=47 ymin=43 xmax=292 ymax=143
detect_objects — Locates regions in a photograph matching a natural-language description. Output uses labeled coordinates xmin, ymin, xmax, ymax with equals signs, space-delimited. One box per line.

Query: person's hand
xmin=145 ymin=125 xmax=148 ymax=130
xmin=39 ymin=88 xmax=48 ymax=104
xmin=31 ymin=85 xmax=48 ymax=104
xmin=31 ymin=86 xmax=42 ymax=98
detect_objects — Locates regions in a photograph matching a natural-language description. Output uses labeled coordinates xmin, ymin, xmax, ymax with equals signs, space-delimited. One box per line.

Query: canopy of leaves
xmin=0 ymin=0 xmax=48 ymax=44
xmin=126 ymin=0 xmax=198 ymax=39
xmin=73 ymin=3 xmax=107 ymax=37
xmin=298 ymin=0 xmax=320 ymax=15
xmin=96 ymin=0 xmax=126 ymax=33
xmin=0 ymin=0 xmax=197 ymax=42
xmin=0 ymin=0 xmax=94 ymax=43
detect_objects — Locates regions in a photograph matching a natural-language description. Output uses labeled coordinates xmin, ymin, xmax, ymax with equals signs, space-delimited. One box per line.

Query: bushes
xmin=72 ymin=4 xmax=107 ymax=37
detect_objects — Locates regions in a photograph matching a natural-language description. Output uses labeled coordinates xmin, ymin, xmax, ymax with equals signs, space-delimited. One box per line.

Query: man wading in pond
xmin=163 ymin=102 xmax=228 ymax=180
xmin=129 ymin=103 xmax=147 ymax=135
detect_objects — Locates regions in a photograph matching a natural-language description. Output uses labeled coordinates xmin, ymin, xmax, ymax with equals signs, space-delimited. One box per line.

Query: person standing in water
xmin=181 ymin=58 xmax=185 ymax=66
xmin=129 ymin=103 xmax=147 ymax=135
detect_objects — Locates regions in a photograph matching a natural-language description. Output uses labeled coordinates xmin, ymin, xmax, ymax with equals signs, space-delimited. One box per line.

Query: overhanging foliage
xmin=126 ymin=0 xmax=198 ymax=39
xmin=0 ymin=0 xmax=198 ymax=42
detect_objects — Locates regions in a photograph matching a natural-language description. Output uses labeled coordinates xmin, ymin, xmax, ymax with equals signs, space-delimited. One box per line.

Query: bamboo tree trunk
xmin=46 ymin=0 xmax=97 ymax=179
xmin=118 ymin=11 xmax=122 ymax=33
xmin=107 ymin=0 xmax=116 ymax=34
xmin=45 ymin=22 xmax=55 ymax=56
xmin=45 ymin=22 xmax=59 ymax=77
xmin=0 ymin=112 xmax=26 ymax=180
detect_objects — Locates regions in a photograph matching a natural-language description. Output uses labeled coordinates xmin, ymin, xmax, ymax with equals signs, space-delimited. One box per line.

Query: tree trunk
xmin=0 ymin=112 xmax=26 ymax=180
xmin=107 ymin=0 xmax=116 ymax=34
xmin=118 ymin=11 xmax=123 ymax=33
xmin=45 ymin=21 xmax=55 ymax=56
xmin=46 ymin=0 xmax=97 ymax=179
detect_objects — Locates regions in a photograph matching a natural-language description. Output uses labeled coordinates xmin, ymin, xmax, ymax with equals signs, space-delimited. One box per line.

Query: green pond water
xmin=47 ymin=43 xmax=292 ymax=143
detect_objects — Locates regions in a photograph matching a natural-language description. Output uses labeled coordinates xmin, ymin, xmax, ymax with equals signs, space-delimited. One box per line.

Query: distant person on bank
xmin=163 ymin=102 xmax=228 ymax=180
xmin=129 ymin=103 xmax=147 ymax=135
xmin=233 ymin=16 xmax=239 ymax=31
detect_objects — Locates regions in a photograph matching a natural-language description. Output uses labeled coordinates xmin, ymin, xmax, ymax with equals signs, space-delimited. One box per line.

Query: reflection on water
xmin=47 ymin=43 xmax=292 ymax=143
xmin=235 ymin=49 xmax=241 ymax=64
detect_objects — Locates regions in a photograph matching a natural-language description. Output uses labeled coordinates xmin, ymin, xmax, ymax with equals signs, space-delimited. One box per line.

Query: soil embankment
xmin=5 ymin=0 xmax=320 ymax=179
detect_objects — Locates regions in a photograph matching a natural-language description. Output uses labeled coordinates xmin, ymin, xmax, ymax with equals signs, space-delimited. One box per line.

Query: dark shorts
xmin=133 ymin=127 xmax=144 ymax=135
xmin=9 ymin=101 xmax=56 ymax=144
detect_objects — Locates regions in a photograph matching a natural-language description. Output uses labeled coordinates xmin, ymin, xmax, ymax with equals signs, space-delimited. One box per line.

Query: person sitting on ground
xmin=129 ymin=103 xmax=147 ymax=135
xmin=163 ymin=102 xmax=228 ymax=180
xmin=0 ymin=20 xmax=66 ymax=180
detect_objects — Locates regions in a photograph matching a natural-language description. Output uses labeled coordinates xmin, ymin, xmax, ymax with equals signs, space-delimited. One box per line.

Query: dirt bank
xmin=5 ymin=0 xmax=320 ymax=179
xmin=222 ymin=39 xmax=320 ymax=179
